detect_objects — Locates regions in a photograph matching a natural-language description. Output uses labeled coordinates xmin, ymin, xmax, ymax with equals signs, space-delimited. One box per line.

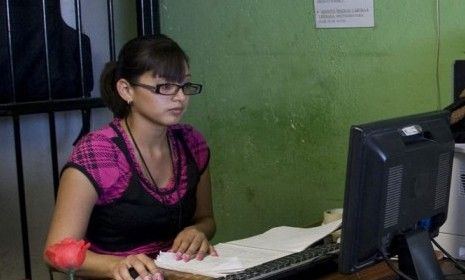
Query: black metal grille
xmin=434 ymin=152 xmax=453 ymax=209
xmin=384 ymin=165 xmax=403 ymax=229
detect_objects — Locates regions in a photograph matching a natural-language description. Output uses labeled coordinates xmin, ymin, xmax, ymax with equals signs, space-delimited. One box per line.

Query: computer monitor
xmin=338 ymin=110 xmax=455 ymax=279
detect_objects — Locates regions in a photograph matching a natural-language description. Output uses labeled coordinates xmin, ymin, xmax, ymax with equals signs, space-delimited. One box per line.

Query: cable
xmin=380 ymin=251 xmax=416 ymax=280
xmin=431 ymin=237 xmax=465 ymax=273
xmin=435 ymin=0 xmax=441 ymax=110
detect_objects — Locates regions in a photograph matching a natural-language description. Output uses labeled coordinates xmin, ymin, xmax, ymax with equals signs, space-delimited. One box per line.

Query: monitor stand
xmin=398 ymin=230 xmax=445 ymax=280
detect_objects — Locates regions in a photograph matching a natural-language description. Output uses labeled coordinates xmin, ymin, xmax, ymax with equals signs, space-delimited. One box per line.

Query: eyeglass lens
xmin=159 ymin=83 xmax=201 ymax=95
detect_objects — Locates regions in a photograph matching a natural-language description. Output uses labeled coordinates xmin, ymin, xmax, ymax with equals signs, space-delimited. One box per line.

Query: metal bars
xmin=137 ymin=0 xmax=160 ymax=36
xmin=0 ymin=0 xmax=161 ymax=116
xmin=13 ymin=114 xmax=31 ymax=279
xmin=1 ymin=1 xmax=160 ymax=279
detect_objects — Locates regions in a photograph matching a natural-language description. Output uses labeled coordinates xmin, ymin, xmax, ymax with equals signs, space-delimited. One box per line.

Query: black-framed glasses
xmin=130 ymin=82 xmax=203 ymax=96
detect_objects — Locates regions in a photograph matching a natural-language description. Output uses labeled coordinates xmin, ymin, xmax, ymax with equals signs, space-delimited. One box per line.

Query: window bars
xmin=0 ymin=1 xmax=159 ymax=279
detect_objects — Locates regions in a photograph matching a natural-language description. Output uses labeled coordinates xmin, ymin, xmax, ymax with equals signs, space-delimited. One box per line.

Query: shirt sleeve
xmin=63 ymin=132 xmax=131 ymax=204
xmin=181 ymin=124 xmax=210 ymax=174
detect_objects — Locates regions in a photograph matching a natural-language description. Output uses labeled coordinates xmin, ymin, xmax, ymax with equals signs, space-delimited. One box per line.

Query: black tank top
xmin=86 ymin=124 xmax=199 ymax=253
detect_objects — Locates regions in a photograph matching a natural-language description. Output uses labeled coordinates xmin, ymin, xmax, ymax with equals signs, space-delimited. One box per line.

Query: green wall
xmin=159 ymin=0 xmax=465 ymax=242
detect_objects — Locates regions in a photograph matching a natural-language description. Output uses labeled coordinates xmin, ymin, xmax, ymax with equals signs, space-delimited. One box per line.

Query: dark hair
xmin=100 ymin=34 xmax=190 ymax=118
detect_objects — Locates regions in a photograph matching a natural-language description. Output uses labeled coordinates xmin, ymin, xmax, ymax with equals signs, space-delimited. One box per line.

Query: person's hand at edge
xmin=111 ymin=253 xmax=163 ymax=280
xmin=169 ymin=226 xmax=218 ymax=262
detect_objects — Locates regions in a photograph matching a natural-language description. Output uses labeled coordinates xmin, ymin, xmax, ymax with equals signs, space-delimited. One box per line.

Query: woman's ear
xmin=116 ymin=78 xmax=133 ymax=104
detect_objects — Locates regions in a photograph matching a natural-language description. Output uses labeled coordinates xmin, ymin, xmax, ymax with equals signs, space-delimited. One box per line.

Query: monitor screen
xmin=338 ymin=110 xmax=455 ymax=279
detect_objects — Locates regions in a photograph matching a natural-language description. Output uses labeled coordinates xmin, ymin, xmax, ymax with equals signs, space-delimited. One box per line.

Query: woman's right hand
xmin=111 ymin=253 xmax=163 ymax=280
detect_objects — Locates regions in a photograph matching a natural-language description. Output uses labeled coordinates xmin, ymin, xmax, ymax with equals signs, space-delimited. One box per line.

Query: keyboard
xmin=217 ymin=242 xmax=340 ymax=280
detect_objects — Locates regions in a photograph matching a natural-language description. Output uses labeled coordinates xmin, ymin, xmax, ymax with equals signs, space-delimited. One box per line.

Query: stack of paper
xmin=155 ymin=252 xmax=243 ymax=278
xmin=154 ymin=219 xmax=342 ymax=278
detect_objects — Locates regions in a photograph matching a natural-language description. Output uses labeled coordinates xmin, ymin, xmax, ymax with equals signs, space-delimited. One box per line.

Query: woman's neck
xmin=123 ymin=115 xmax=168 ymax=150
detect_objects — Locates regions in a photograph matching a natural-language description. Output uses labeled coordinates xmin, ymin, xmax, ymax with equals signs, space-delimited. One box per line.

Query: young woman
xmin=44 ymin=34 xmax=216 ymax=280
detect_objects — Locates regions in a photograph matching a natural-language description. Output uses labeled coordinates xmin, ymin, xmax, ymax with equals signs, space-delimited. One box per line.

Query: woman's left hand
xmin=170 ymin=226 xmax=217 ymax=261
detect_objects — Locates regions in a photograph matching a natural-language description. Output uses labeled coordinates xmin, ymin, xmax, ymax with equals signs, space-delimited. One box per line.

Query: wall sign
xmin=314 ymin=0 xmax=374 ymax=28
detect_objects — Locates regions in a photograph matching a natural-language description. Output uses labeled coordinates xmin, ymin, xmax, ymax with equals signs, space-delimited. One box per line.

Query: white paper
xmin=214 ymin=243 xmax=291 ymax=269
xmin=227 ymin=219 xmax=342 ymax=252
xmin=154 ymin=219 xmax=342 ymax=277
xmin=314 ymin=0 xmax=374 ymax=28
xmin=155 ymin=252 xmax=243 ymax=278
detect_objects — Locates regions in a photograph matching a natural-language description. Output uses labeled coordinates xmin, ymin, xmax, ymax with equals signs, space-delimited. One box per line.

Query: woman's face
xmin=130 ymin=69 xmax=191 ymax=126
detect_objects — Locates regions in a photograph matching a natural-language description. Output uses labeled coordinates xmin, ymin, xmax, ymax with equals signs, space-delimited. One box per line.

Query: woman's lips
xmin=169 ymin=107 xmax=184 ymax=115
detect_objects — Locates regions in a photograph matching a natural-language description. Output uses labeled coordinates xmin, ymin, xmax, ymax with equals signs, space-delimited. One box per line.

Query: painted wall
xmin=159 ymin=0 xmax=465 ymax=242
xmin=2 ymin=1 xmax=465 ymax=278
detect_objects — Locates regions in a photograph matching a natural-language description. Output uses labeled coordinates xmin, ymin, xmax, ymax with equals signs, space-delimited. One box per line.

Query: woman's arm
xmin=44 ymin=168 xmax=160 ymax=279
xmin=170 ymin=167 xmax=217 ymax=260
xmin=191 ymin=166 xmax=216 ymax=238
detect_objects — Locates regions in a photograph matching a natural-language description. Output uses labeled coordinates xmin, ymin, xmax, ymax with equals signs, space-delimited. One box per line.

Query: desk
xmin=160 ymin=258 xmax=465 ymax=280
xmin=318 ymin=260 xmax=465 ymax=280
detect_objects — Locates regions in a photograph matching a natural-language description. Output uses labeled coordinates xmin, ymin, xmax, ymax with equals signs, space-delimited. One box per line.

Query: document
xmin=154 ymin=219 xmax=342 ymax=278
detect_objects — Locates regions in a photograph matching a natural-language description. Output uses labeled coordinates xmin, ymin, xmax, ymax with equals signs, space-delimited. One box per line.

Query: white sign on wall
xmin=314 ymin=0 xmax=374 ymax=28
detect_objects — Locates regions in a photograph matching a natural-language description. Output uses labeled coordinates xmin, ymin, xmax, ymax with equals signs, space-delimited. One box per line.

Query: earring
xmin=127 ymin=100 xmax=133 ymax=105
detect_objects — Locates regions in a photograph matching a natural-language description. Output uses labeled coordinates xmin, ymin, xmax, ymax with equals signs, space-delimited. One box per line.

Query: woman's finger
xmin=195 ymin=240 xmax=210 ymax=260
xmin=209 ymin=245 xmax=218 ymax=256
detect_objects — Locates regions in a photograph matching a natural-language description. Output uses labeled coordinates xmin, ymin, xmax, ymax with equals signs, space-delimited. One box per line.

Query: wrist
xmin=106 ymin=256 xmax=124 ymax=278
xmin=188 ymin=221 xmax=215 ymax=240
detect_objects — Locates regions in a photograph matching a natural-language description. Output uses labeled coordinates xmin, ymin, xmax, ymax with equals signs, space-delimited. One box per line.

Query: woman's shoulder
xmin=169 ymin=123 xmax=206 ymax=143
xmin=70 ymin=120 xmax=121 ymax=161
xmin=74 ymin=119 xmax=119 ymax=147
xmin=66 ymin=119 xmax=131 ymax=202
xmin=169 ymin=123 xmax=210 ymax=172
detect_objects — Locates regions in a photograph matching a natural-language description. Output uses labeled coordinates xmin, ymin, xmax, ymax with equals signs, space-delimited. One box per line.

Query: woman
xmin=44 ymin=34 xmax=216 ymax=280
